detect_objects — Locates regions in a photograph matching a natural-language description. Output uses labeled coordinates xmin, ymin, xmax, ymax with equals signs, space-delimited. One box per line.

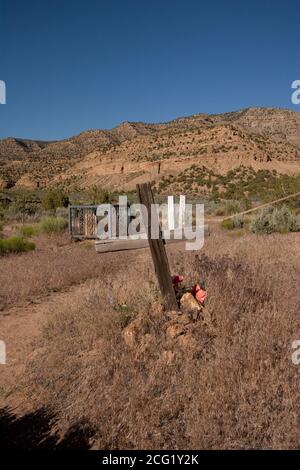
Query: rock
xmin=151 ymin=302 xmax=164 ymax=315
xmin=179 ymin=293 xmax=212 ymax=325
xmin=123 ymin=322 xmax=137 ymax=347
xmin=122 ymin=317 xmax=143 ymax=348
xmin=160 ymin=350 xmax=176 ymax=364
xmin=123 ymin=316 xmax=156 ymax=352
xmin=180 ymin=292 xmax=202 ymax=318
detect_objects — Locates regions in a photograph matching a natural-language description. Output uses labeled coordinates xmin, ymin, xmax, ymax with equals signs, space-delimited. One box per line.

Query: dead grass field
xmin=0 ymin=233 xmax=141 ymax=311
xmin=2 ymin=229 xmax=296 ymax=449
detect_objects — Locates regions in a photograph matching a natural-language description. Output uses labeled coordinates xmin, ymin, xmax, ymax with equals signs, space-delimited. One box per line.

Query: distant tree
xmin=88 ymin=186 xmax=112 ymax=205
xmin=10 ymin=194 xmax=38 ymax=223
xmin=42 ymin=189 xmax=69 ymax=214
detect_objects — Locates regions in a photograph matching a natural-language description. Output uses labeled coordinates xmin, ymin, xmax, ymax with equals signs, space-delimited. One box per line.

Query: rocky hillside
xmin=0 ymin=107 xmax=299 ymax=191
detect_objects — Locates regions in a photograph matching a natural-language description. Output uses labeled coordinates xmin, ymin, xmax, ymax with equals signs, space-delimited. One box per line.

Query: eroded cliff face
xmin=1 ymin=107 xmax=299 ymax=190
xmin=231 ymin=108 xmax=300 ymax=148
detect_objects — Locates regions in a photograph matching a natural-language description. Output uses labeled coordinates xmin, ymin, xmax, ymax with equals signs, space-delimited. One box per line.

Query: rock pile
xmin=122 ymin=293 xmax=213 ymax=361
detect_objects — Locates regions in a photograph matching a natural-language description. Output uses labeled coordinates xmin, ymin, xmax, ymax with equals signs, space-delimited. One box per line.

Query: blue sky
xmin=0 ymin=0 xmax=299 ymax=140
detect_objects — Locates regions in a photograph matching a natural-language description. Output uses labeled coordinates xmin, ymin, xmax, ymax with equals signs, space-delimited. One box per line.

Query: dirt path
xmin=0 ymin=277 xmax=102 ymax=448
xmin=0 ymin=244 xmax=147 ymax=410
xmin=0 ymin=281 xmax=94 ymax=414
xmin=0 ymin=279 xmax=97 ymax=449
xmin=0 ymin=242 xmax=152 ymax=448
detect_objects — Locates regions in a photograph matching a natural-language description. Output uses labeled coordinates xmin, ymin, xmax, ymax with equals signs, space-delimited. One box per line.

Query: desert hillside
xmin=0 ymin=107 xmax=300 ymax=191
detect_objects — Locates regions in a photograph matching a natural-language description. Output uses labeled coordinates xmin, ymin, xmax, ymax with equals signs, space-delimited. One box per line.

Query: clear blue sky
xmin=0 ymin=0 xmax=299 ymax=140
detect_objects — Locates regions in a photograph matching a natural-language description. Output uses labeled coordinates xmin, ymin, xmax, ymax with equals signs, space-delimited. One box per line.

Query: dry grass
xmin=24 ymin=232 xmax=300 ymax=449
xmin=0 ymin=233 xmax=149 ymax=311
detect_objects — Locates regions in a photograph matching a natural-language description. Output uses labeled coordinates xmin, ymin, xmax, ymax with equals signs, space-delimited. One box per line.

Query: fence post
xmin=136 ymin=183 xmax=178 ymax=311
xmin=68 ymin=205 xmax=73 ymax=239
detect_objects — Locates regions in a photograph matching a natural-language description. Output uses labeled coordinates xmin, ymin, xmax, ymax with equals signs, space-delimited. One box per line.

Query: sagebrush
xmin=250 ymin=205 xmax=297 ymax=234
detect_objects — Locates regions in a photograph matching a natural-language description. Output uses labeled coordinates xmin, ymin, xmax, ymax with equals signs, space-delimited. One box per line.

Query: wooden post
xmin=136 ymin=182 xmax=178 ymax=311
xmin=68 ymin=205 xmax=73 ymax=239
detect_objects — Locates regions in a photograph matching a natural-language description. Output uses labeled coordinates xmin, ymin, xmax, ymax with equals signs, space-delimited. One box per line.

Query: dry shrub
xmin=26 ymin=234 xmax=300 ymax=449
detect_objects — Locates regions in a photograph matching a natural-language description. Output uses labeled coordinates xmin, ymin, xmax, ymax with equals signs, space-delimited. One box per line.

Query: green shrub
xmin=250 ymin=205 xmax=297 ymax=234
xmin=221 ymin=218 xmax=235 ymax=230
xmin=114 ymin=303 xmax=135 ymax=329
xmin=221 ymin=215 xmax=244 ymax=230
xmin=0 ymin=236 xmax=35 ymax=256
xmin=42 ymin=189 xmax=69 ymax=214
xmin=39 ymin=216 xmax=67 ymax=234
xmin=19 ymin=225 xmax=37 ymax=238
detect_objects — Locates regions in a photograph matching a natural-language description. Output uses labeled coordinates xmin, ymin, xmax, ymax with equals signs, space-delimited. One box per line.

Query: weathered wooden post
xmin=136 ymin=182 xmax=178 ymax=311
xmin=68 ymin=205 xmax=72 ymax=239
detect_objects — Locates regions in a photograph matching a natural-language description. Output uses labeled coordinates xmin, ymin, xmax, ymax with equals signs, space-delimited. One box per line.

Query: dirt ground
xmin=0 ymin=236 xmax=149 ymax=406
xmin=0 ymin=233 xmax=154 ymax=448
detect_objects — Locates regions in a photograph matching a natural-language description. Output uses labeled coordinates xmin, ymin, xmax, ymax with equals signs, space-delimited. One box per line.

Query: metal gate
xmin=68 ymin=205 xmax=98 ymax=239
xmin=68 ymin=204 xmax=131 ymax=240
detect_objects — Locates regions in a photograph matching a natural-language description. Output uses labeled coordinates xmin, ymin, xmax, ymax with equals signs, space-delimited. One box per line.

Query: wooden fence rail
xmin=224 ymin=191 xmax=300 ymax=220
